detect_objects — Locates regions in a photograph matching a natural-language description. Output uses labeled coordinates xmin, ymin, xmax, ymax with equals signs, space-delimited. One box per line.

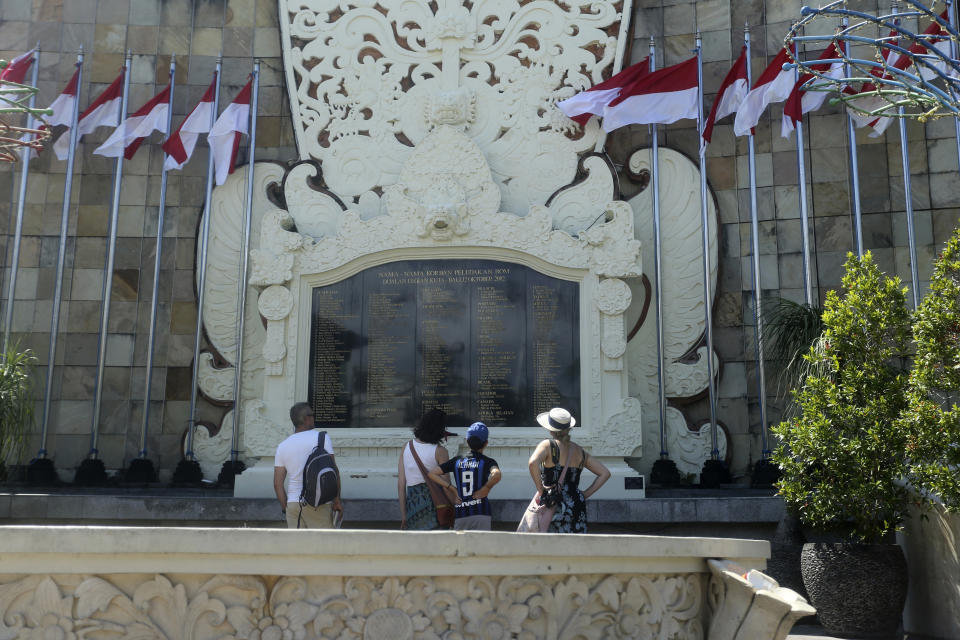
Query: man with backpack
xmin=273 ymin=402 xmax=343 ymax=528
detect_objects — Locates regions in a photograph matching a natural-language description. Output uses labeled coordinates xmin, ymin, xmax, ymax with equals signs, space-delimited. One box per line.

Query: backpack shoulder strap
xmin=317 ymin=430 xmax=327 ymax=451
xmin=549 ymin=440 xmax=560 ymax=465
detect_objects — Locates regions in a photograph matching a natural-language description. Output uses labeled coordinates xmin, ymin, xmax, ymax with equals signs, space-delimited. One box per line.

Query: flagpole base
xmin=171 ymin=458 xmax=204 ymax=486
xmin=751 ymin=458 xmax=781 ymax=488
xmin=26 ymin=457 xmax=59 ymax=486
xmin=123 ymin=457 xmax=158 ymax=485
xmin=73 ymin=457 xmax=109 ymax=486
xmin=650 ymin=457 xmax=682 ymax=487
xmin=217 ymin=460 xmax=246 ymax=490
xmin=700 ymin=459 xmax=731 ymax=489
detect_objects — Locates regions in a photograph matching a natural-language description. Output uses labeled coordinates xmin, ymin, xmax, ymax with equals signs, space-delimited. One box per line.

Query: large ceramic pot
xmin=800 ymin=542 xmax=907 ymax=639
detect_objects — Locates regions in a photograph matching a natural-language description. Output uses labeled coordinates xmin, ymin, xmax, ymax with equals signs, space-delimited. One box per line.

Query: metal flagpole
xmin=650 ymin=38 xmax=667 ymax=458
xmin=745 ymin=26 xmax=771 ymax=465
xmin=842 ymin=17 xmax=865 ymax=258
xmin=898 ymin=109 xmax=920 ymax=308
xmin=82 ymin=51 xmax=131 ymax=480
xmin=3 ymin=43 xmax=39 ymax=351
xmin=133 ymin=56 xmax=176 ymax=479
xmin=947 ymin=0 xmax=960 ymax=170
xmin=695 ymin=33 xmax=724 ymax=485
xmin=183 ymin=61 xmax=222 ymax=468
xmin=889 ymin=4 xmax=919 ymax=308
xmin=35 ymin=50 xmax=84 ymax=469
xmin=793 ymin=40 xmax=815 ymax=306
xmin=228 ymin=60 xmax=260 ymax=470
xmin=647 ymin=37 xmax=679 ymax=486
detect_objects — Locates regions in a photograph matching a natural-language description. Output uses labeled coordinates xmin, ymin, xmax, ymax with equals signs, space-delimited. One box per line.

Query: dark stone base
xmin=124 ymin=458 xmax=158 ymax=484
xmin=801 ymin=542 xmax=907 ymax=639
xmin=172 ymin=459 xmax=204 ymax=486
xmin=751 ymin=458 xmax=781 ymax=488
xmin=217 ymin=460 xmax=246 ymax=489
xmin=650 ymin=458 xmax=681 ymax=486
xmin=74 ymin=459 xmax=108 ymax=486
xmin=700 ymin=459 xmax=731 ymax=488
xmin=26 ymin=458 xmax=59 ymax=485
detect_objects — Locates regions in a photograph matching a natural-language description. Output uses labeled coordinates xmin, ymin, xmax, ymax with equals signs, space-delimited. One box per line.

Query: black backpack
xmin=299 ymin=431 xmax=339 ymax=508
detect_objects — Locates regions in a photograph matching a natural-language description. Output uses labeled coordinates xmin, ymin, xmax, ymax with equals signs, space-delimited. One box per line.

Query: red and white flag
xmin=557 ymin=58 xmax=649 ymax=127
xmin=0 ymin=48 xmax=36 ymax=85
xmin=53 ymin=68 xmax=125 ymax=160
xmin=781 ymin=43 xmax=844 ymax=138
xmin=209 ymin=79 xmax=251 ymax=186
xmin=733 ymin=47 xmax=795 ymax=136
xmin=601 ymin=56 xmax=699 ymax=132
xmin=46 ymin=68 xmax=81 ymax=128
xmin=94 ymin=83 xmax=170 ymax=159
xmin=163 ymin=75 xmax=217 ymax=171
xmin=702 ymin=46 xmax=748 ymax=143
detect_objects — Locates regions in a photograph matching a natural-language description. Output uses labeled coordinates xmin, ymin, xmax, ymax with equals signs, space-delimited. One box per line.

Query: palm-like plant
xmin=0 ymin=346 xmax=36 ymax=479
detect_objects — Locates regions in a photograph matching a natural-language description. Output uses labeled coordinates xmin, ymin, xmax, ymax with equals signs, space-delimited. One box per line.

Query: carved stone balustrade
xmin=0 ymin=526 xmax=769 ymax=639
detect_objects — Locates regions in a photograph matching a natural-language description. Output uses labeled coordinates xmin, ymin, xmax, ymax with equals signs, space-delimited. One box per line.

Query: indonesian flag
xmin=53 ymin=68 xmax=125 ymax=160
xmin=46 ymin=68 xmax=81 ymax=128
xmin=601 ymin=56 xmax=699 ymax=132
xmin=163 ymin=74 xmax=217 ymax=171
xmin=209 ymin=79 xmax=251 ymax=185
xmin=557 ymin=57 xmax=649 ymax=127
xmin=94 ymin=83 xmax=170 ymax=159
xmin=702 ymin=46 xmax=748 ymax=143
xmin=0 ymin=48 xmax=36 ymax=84
xmin=733 ymin=48 xmax=795 ymax=137
xmin=781 ymin=43 xmax=844 ymax=138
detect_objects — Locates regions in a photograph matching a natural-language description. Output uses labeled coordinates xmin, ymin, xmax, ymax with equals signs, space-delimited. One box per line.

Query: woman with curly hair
xmin=398 ymin=408 xmax=454 ymax=530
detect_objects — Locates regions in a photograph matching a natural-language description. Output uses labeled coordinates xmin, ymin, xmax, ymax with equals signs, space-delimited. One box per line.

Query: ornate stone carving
xmin=191 ymin=421 xmax=233 ymax=481
xmin=282 ymin=161 xmax=345 ymax=240
xmin=595 ymin=397 xmax=644 ymax=457
xmin=0 ymin=572 xmax=707 ymax=640
xmin=279 ymin=0 xmax=624 ymax=214
xmin=258 ymin=285 xmax=293 ymax=375
xmin=667 ymin=422 xmax=729 ymax=478
xmin=624 ymin=148 xmax=723 ymax=474
xmin=549 ymin=154 xmax=618 ymax=235
xmin=597 ymin=278 xmax=632 ymax=315
xmin=196 ymin=352 xmax=234 ymax=403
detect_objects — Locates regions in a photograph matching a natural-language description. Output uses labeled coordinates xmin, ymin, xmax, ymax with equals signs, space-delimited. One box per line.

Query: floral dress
xmin=540 ymin=444 xmax=587 ymax=533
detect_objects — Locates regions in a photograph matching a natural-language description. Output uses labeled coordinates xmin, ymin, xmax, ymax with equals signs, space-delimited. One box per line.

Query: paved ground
xmin=787 ymin=625 xmax=934 ymax=639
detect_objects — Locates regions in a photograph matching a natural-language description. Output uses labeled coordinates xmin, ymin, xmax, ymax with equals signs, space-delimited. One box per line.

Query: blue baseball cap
xmin=466 ymin=422 xmax=489 ymax=442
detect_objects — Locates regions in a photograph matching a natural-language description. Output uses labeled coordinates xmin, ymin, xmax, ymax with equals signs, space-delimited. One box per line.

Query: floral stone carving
xmin=0 ymin=572 xmax=708 ymax=640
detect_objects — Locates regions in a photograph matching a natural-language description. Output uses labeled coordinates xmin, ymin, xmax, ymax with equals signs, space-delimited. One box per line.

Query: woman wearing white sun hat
xmin=527 ymin=407 xmax=611 ymax=533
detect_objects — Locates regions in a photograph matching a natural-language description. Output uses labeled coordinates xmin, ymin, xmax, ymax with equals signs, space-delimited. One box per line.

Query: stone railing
xmin=0 ymin=526 xmax=775 ymax=639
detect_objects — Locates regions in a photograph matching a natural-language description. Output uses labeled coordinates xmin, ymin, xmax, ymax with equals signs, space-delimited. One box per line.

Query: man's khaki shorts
xmin=286 ymin=503 xmax=334 ymax=529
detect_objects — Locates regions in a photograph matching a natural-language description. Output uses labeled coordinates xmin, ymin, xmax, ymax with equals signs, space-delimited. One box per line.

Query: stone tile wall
xmin=0 ymin=0 xmax=294 ymax=479
xmin=0 ymin=0 xmax=954 ymax=481
xmin=611 ymin=0 xmax=959 ymax=477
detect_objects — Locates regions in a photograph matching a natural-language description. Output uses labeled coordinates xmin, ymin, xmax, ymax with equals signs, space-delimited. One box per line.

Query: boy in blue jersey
xmin=429 ymin=422 xmax=501 ymax=530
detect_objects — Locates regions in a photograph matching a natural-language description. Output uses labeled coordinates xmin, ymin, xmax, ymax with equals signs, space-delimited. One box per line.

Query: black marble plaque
xmin=308 ymin=259 xmax=580 ymax=428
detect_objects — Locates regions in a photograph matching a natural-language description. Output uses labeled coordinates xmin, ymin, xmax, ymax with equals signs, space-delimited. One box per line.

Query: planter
xmin=800 ymin=542 xmax=907 ymax=639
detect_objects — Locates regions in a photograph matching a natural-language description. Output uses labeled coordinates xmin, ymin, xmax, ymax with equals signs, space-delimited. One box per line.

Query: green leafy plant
xmin=773 ymin=252 xmax=914 ymax=542
xmin=0 ymin=346 xmax=36 ymax=479
xmin=903 ymin=227 xmax=960 ymax=509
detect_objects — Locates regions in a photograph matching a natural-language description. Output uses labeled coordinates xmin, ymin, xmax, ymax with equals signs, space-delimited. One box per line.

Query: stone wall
xmin=0 ymin=0 xmax=294 ymax=477
xmin=0 ymin=526 xmax=770 ymax=639
xmin=0 ymin=0 xmax=955 ymax=481
xmin=609 ymin=0 xmax=959 ymax=476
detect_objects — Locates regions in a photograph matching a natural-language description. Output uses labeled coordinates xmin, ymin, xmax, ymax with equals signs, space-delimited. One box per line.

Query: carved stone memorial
xmin=190 ymin=0 xmax=723 ymax=497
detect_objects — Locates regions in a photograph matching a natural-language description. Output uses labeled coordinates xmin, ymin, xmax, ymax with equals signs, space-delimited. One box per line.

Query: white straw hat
xmin=536 ymin=407 xmax=576 ymax=431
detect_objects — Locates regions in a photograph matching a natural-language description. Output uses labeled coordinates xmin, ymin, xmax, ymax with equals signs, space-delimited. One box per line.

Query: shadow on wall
xmin=900 ymin=503 xmax=960 ymax=638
